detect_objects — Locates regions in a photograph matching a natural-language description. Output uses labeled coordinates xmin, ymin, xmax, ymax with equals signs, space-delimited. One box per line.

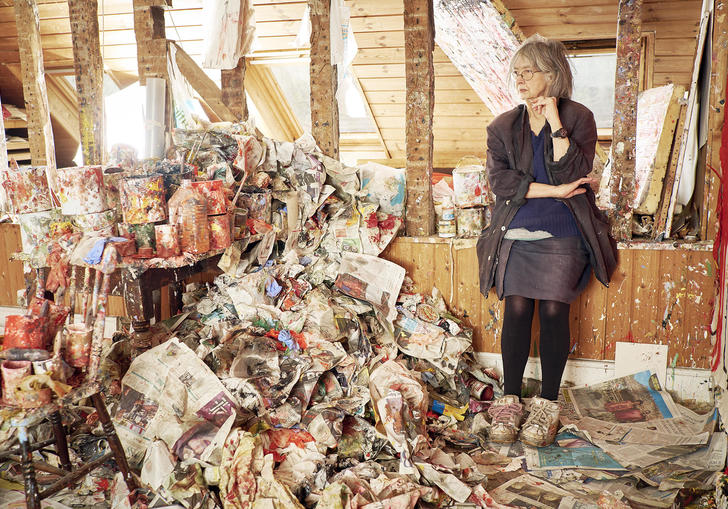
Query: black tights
xmin=501 ymin=295 xmax=571 ymax=400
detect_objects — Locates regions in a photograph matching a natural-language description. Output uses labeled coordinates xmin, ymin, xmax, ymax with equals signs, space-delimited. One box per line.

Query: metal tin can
xmin=453 ymin=164 xmax=487 ymax=207
xmin=56 ymin=165 xmax=107 ymax=215
xmin=2 ymin=166 xmax=53 ymax=214
xmin=127 ymin=222 xmax=157 ymax=250
xmin=438 ymin=219 xmax=456 ymax=238
xmin=63 ymin=323 xmax=93 ymax=368
xmin=155 ymin=224 xmax=181 ymax=257
xmin=120 ymin=174 xmax=167 ymax=224
xmin=237 ymin=187 xmax=272 ymax=224
xmin=192 ymin=180 xmax=228 ymax=215
xmin=456 ymin=206 xmax=485 ymax=237
xmin=103 ymin=167 xmax=126 ymax=214
xmin=72 ymin=209 xmax=118 ymax=235
xmin=17 ymin=209 xmax=61 ymax=254
xmin=209 ymin=214 xmax=232 ymax=250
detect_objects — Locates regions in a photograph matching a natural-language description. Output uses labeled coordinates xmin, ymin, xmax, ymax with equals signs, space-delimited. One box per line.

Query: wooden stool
xmin=2 ymin=383 xmax=138 ymax=509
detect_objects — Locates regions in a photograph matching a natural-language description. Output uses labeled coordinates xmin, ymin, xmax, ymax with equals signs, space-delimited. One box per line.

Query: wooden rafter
xmin=608 ymin=0 xmax=642 ymax=241
xmin=404 ymin=0 xmax=435 ymax=236
xmin=245 ymin=63 xmax=302 ymax=142
xmin=68 ymin=0 xmax=104 ymax=165
xmin=14 ymin=0 xmax=55 ymax=169
xmin=132 ymin=0 xmax=167 ymax=84
xmin=308 ymin=0 xmax=339 ymax=159
xmin=172 ymin=42 xmax=237 ymax=123
xmin=351 ymin=69 xmax=391 ymax=159
xmin=221 ymin=58 xmax=249 ymax=123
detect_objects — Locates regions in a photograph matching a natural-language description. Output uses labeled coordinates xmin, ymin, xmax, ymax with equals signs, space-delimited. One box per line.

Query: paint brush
xmin=66 ymin=266 xmax=78 ymax=325
xmin=79 ymin=267 xmax=92 ymax=325
xmin=88 ymin=245 xmax=120 ymax=381
xmin=87 ymin=269 xmax=103 ymax=328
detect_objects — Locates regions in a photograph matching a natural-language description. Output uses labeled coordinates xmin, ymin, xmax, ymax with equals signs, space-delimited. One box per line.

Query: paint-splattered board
xmin=382 ymin=236 xmax=715 ymax=369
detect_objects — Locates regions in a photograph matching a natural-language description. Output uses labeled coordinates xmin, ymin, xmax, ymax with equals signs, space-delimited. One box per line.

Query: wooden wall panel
xmin=0 ymin=223 xmax=24 ymax=306
xmin=381 ymin=237 xmax=715 ymax=369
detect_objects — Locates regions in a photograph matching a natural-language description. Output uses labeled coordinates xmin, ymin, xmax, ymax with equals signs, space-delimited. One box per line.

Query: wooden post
xmin=221 ymin=58 xmax=248 ymax=122
xmin=133 ymin=1 xmax=167 ymax=85
xmin=68 ymin=0 xmax=105 ymax=165
xmin=404 ymin=0 xmax=435 ymax=237
xmin=309 ymin=0 xmax=339 ymax=159
xmin=608 ymin=0 xmax=642 ymax=241
xmin=14 ymin=0 xmax=55 ymax=169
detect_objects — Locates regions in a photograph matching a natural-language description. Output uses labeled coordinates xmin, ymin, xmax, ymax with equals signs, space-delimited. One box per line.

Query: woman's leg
xmin=501 ymin=295 xmax=535 ymax=396
xmin=538 ymin=300 xmax=571 ymax=400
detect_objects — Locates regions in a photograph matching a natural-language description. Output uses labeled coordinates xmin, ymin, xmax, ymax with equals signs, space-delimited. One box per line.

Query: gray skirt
xmin=495 ymin=236 xmax=590 ymax=304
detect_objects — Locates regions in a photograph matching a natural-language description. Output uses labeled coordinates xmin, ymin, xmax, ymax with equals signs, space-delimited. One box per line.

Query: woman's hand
xmin=553 ymin=177 xmax=597 ymax=199
xmin=530 ymin=96 xmax=561 ymax=129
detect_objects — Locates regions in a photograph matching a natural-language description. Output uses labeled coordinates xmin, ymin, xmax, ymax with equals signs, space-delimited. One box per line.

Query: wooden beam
xmin=68 ymin=0 xmax=104 ymax=165
xmin=403 ymin=0 xmax=435 ymax=237
xmin=221 ymin=57 xmax=248 ymax=122
xmin=172 ymin=42 xmax=237 ymax=123
xmin=308 ymin=0 xmax=339 ymax=159
xmin=14 ymin=0 xmax=55 ymax=169
xmin=607 ymin=0 xmax=642 ymax=241
xmin=132 ymin=1 xmax=166 ymax=84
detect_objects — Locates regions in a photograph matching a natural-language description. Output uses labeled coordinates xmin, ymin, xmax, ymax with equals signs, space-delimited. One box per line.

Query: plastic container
xmin=168 ymin=180 xmax=210 ymax=255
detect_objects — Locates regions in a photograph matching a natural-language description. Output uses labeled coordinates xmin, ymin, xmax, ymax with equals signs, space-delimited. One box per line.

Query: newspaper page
xmin=334 ymin=252 xmax=405 ymax=324
xmin=572 ymin=416 xmax=710 ymax=446
xmin=591 ymin=440 xmax=701 ymax=469
xmin=113 ymin=337 xmax=239 ymax=464
xmin=490 ymin=474 xmax=579 ymax=508
xmin=674 ymin=429 xmax=727 ymax=470
xmin=524 ymin=432 xmax=626 ymax=471
xmin=564 ymin=371 xmax=680 ymax=423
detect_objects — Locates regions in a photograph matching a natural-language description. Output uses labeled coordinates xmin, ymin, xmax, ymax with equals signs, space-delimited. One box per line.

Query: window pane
xmin=568 ymin=53 xmax=616 ymax=129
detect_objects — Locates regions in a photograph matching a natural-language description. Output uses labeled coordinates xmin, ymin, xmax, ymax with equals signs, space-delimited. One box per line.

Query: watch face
xmin=552 ymin=128 xmax=568 ymax=138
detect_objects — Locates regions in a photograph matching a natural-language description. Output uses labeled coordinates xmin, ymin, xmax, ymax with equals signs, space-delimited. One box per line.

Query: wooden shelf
xmin=7 ymin=139 xmax=29 ymax=150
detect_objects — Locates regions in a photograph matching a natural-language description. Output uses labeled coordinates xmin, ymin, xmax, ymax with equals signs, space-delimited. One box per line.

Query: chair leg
xmin=90 ymin=392 xmax=138 ymax=493
xmin=19 ymin=426 xmax=40 ymax=509
xmin=49 ymin=411 xmax=72 ymax=471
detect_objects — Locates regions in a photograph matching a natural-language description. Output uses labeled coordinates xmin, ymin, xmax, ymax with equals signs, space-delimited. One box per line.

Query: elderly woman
xmin=476 ymin=35 xmax=617 ymax=447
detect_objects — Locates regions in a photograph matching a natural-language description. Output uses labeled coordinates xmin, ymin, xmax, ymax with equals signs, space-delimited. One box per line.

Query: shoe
xmin=487 ymin=395 xmax=524 ymax=443
xmin=519 ymin=397 xmax=560 ymax=447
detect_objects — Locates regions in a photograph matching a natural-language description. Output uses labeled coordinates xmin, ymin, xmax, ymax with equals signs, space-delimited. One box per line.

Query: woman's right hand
xmin=553 ymin=177 xmax=596 ymax=199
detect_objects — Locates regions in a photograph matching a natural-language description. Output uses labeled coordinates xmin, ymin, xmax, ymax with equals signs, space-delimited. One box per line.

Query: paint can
xmin=237 ymin=188 xmax=272 ymax=224
xmin=63 ymin=323 xmax=93 ymax=368
xmin=127 ymin=222 xmax=157 ymax=251
xmin=103 ymin=167 xmax=126 ymax=214
xmin=155 ymin=224 xmax=181 ymax=257
xmin=120 ymin=174 xmax=167 ymax=224
xmin=56 ymin=165 xmax=107 ymax=215
xmin=3 ymin=166 xmax=53 ymax=214
xmin=209 ymin=214 xmax=232 ymax=250
xmin=1 ymin=360 xmax=31 ymax=406
xmin=112 ymin=238 xmax=137 ymax=257
xmin=72 ymin=209 xmax=118 ymax=235
xmin=453 ymin=164 xmax=487 ymax=208
xmin=438 ymin=219 xmax=456 ymax=238
xmin=108 ymin=143 xmax=138 ymax=170
xmin=232 ymin=208 xmax=248 ymax=239
xmin=17 ymin=209 xmax=61 ymax=255
xmin=152 ymin=160 xmax=196 ymax=200
xmin=16 ymin=385 xmax=52 ymax=408
xmin=456 ymin=206 xmax=485 ymax=237
xmin=192 ymin=180 xmax=229 ymax=215
xmin=29 ymin=296 xmax=69 ymax=346
xmin=3 ymin=315 xmax=46 ymax=350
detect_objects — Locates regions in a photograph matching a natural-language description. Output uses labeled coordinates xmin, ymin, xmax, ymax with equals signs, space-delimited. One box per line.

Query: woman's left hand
xmin=531 ymin=96 xmax=561 ymax=129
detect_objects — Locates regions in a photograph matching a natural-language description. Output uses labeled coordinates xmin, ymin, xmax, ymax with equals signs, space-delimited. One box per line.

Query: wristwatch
xmin=551 ymin=127 xmax=569 ymax=138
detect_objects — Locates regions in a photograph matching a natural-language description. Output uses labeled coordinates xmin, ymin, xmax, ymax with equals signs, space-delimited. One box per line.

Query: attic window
xmin=568 ymin=53 xmax=616 ymax=130
xmin=268 ymin=61 xmax=376 ymax=134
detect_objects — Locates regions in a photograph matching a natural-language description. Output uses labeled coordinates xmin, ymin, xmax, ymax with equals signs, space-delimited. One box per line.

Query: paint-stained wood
xmin=379 ymin=237 xmax=715 ymax=369
xmin=403 ymin=0 xmax=435 ymax=237
xmin=608 ymin=0 xmax=642 ymax=241
xmin=14 ymin=0 xmax=55 ymax=169
xmin=221 ymin=57 xmax=249 ymax=123
xmin=653 ymin=103 xmax=687 ymax=240
xmin=0 ymin=223 xmax=24 ymax=306
xmin=308 ymin=0 xmax=339 ymax=159
xmin=67 ymin=0 xmax=104 ymax=165
xmin=132 ymin=1 xmax=166 ymax=84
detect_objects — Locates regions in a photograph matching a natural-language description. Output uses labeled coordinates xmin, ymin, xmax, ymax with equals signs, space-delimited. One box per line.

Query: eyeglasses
xmin=512 ymin=69 xmax=543 ymax=81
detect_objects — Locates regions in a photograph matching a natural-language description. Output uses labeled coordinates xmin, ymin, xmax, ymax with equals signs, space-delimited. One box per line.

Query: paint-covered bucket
xmin=103 ymin=167 xmax=126 ymax=214
xmin=72 ymin=209 xmax=118 ymax=235
xmin=152 ymin=160 xmax=196 ymax=200
xmin=456 ymin=206 xmax=485 ymax=237
xmin=127 ymin=222 xmax=157 ymax=251
xmin=453 ymin=163 xmax=487 ymax=208
xmin=63 ymin=323 xmax=93 ymax=368
xmin=155 ymin=224 xmax=181 ymax=257
xmin=29 ymin=296 xmax=69 ymax=346
xmin=232 ymin=208 xmax=248 ymax=239
xmin=1 ymin=360 xmax=31 ymax=406
xmin=237 ymin=188 xmax=272 ymax=224
xmin=17 ymin=209 xmax=61 ymax=255
xmin=192 ymin=180 xmax=228 ymax=215
xmin=3 ymin=315 xmax=46 ymax=350
xmin=2 ymin=166 xmax=53 ymax=214
xmin=209 ymin=214 xmax=232 ymax=250
xmin=120 ymin=174 xmax=167 ymax=224
xmin=56 ymin=165 xmax=107 ymax=215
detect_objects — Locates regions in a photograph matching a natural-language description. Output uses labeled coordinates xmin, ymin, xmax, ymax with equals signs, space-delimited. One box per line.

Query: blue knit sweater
xmin=507 ymin=128 xmax=580 ymax=237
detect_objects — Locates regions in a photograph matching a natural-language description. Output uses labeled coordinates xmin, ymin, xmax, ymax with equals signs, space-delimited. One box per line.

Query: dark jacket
xmin=476 ymin=98 xmax=618 ymax=296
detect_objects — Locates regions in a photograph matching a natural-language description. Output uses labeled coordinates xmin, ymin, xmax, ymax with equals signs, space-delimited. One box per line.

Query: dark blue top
xmin=507 ymin=127 xmax=580 ymax=237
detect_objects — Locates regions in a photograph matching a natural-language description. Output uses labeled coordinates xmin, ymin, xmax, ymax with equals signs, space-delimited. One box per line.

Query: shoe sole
xmin=489 ymin=437 xmax=517 ymax=444
xmin=519 ymin=436 xmax=554 ymax=448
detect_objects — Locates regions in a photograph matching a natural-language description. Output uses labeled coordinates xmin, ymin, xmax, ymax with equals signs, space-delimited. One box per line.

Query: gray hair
xmin=510 ymin=34 xmax=573 ymax=98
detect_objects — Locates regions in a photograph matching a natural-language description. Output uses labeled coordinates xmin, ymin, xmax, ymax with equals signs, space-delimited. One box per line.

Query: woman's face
xmin=513 ymin=55 xmax=550 ymax=101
